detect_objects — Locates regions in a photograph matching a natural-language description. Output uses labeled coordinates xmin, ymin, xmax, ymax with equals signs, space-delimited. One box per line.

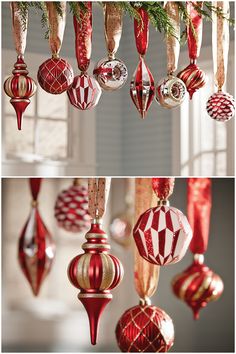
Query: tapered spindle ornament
xmin=18 ymin=179 xmax=55 ymax=296
xmin=68 ymin=219 xmax=124 ymax=345
xmin=37 ymin=3 xmax=74 ymax=94
xmin=4 ymin=3 xmax=37 ymax=130
xmin=54 ymin=179 xmax=90 ymax=233
xmin=133 ymin=178 xmax=192 ymax=265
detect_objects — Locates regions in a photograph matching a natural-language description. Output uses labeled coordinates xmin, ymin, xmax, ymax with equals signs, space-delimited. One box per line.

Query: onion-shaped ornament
xmin=177 ymin=62 xmax=206 ymax=99
xmin=156 ymin=75 xmax=186 ymax=109
xmin=206 ymin=91 xmax=235 ymax=122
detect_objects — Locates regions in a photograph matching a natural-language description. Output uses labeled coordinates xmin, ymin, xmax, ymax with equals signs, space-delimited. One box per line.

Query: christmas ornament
xmin=172 ymin=178 xmax=224 ymax=319
xmin=206 ymin=1 xmax=235 ymax=122
xmin=18 ymin=178 xmax=55 ymax=296
xmin=68 ymin=178 xmax=124 ymax=345
xmin=4 ymin=2 xmax=37 ymax=130
xmin=177 ymin=2 xmax=206 ymax=99
xmin=156 ymin=3 xmax=186 ymax=109
xmin=54 ymin=178 xmax=90 ymax=233
xmin=93 ymin=3 xmax=128 ymax=91
xmin=37 ymin=2 xmax=74 ymax=94
xmin=130 ymin=8 xmax=155 ymax=118
xmin=67 ymin=3 xmax=101 ymax=110
xmin=133 ymin=178 xmax=192 ymax=266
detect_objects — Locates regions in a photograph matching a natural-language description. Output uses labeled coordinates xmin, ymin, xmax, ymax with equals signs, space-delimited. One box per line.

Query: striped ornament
xmin=177 ymin=63 xmax=206 ymax=99
xmin=172 ymin=258 xmax=224 ymax=319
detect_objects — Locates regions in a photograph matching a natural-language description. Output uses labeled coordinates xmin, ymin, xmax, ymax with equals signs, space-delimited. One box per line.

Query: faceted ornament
xmin=67 ymin=73 xmax=102 ymax=110
xmin=172 ymin=255 xmax=224 ymax=319
xmin=116 ymin=304 xmax=174 ymax=352
xmin=18 ymin=207 xmax=55 ymax=296
xmin=156 ymin=76 xmax=186 ymax=109
xmin=130 ymin=57 xmax=155 ymax=119
xmin=37 ymin=57 xmax=74 ymax=94
xmin=93 ymin=57 xmax=128 ymax=91
xmin=206 ymin=91 xmax=235 ymax=122
xmin=55 ymin=183 xmax=90 ymax=233
xmin=133 ymin=205 xmax=192 ymax=265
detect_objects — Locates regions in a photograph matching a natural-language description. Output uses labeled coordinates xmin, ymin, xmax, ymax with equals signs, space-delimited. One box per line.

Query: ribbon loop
xmin=165 ymin=2 xmax=180 ymax=74
xmin=11 ymin=2 xmax=27 ymax=57
xmin=29 ymin=178 xmax=42 ymax=202
xmin=187 ymin=1 xmax=203 ymax=60
xmin=188 ymin=178 xmax=212 ymax=254
xmin=88 ymin=178 xmax=111 ymax=219
xmin=152 ymin=178 xmax=175 ymax=201
xmin=134 ymin=8 xmax=149 ymax=56
xmin=46 ymin=2 xmax=66 ymax=57
xmin=104 ymin=3 xmax=123 ymax=59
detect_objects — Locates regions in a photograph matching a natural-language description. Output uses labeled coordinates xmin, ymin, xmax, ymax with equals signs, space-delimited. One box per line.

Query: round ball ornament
xmin=110 ymin=212 xmax=132 ymax=247
xmin=54 ymin=182 xmax=90 ymax=233
xmin=37 ymin=56 xmax=74 ymax=94
xmin=206 ymin=91 xmax=235 ymax=122
xmin=156 ymin=75 xmax=186 ymax=109
xmin=172 ymin=254 xmax=224 ymax=319
xmin=177 ymin=62 xmax=206 ymax=99
xmin=93 ymin=57 xmax=128 ymax=91
xmin=67 ymin=73 xmax=102 ymax=110
xmin=116 ymin=304 xmax=174 ymax=352
xmin=133 ymin=201 xmax=192 ymax=266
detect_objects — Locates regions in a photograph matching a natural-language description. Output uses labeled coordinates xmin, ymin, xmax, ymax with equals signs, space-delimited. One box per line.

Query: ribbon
xmin=88 ymin=178 xmax=111 ymax=219
xmin=46 ymin=2 xmax=66 ymax=57
xmin=165 ymin=2 xmax=180 ymax=74
xmin=188 ymin=178 xmax=212 ymax=254
xmin=187 ymin=1 xmax=203 ymax=61
xmin=134 ymin=8 xmax=149 ymax=56
xmin=212 ymin=1 xmax=230 ymax=91
xmin=134 ymin=178 xmax=159 ymax=303
xmin=152 ymin=178 xmax=175 ymax=201
xmin=10 ymin=2 xmax=27 ymax=57
xmin=104 ymin=3 xmax=123 ymax=59
xmin=29 ymin=178 xmax=42 ymax=202
xmin=73 ymin=2 xmax=92 ymax=72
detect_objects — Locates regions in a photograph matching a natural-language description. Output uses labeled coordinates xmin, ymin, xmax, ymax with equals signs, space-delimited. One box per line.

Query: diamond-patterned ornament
xmin=67 ymin=73 xmax=102 ymax=110
xmin=133 ymin=205 xmax=192 ymax=265
xmin=130 ymin=57 xmax=155 ymax=119
xmin=116 ymin=304 xmax=174 ymax=352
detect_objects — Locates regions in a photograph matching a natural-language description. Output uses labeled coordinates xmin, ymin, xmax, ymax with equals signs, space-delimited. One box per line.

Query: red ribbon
xmin=134 ymin=8 xmax=149 ymax=56
xmin=74 ymin=2 xmax=92 ymax=72
xmin=29 ymin=178 xmax=42 ymax=201
xmin=187 ymin=1 xmax=203 ymax=60
xmin=188 ymin=178 xmax=212 ymax=254
xmin=152 ymin=178 xmax=175 ymax=200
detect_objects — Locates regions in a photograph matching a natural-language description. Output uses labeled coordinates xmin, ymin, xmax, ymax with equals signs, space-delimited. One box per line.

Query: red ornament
xmin=130 ymin=57 xmax=155 ymax=119
xmin=172 ymin=255 xmax=224 ymax=319
xmin=116 ymin=304 xmax=174 ymax=352
xmin=177 ymin=62 xmax=206 ymax=99
xmin=68 ymin=220 xmax=124 ymax=345
xmin=54 ymin=180 xmax=90 ymax=233
xmin=18 ymin=179 xmax=55 ymax=296
xmin=4 ymin=55 xmax=37 ymax=130
xmin=37 ymin=57 xmax=74 ymax=94
xmin=206 ymin=91 xmax=235 ymax=122
xmin=67 ymin=73 xmax=101 ymax=110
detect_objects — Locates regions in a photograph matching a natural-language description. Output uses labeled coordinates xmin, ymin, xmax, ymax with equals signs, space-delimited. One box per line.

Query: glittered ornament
xmin=4 ymin=55 xmax=37 ymax=130
xmin=172 ymin=254 xmax=224 ymax=319
xmin=54 ymin=179 xmax=90 ymax=233
xmin=156 ymin=75 xmax=186 ymax=109
xmin=116 ymin=303 xmax=174 ymax=352
xmin=68 ymin=219 xmax=124 ymax=345
xmin=18 ymin=179 xmax=55 ymax=296
xmin=110 ymin=212 xmax=132 ymax=247
xmin=177 ymin=62 xmax=206 ymax=99
xmin=206 ymin=91 xmax=235 ymax=122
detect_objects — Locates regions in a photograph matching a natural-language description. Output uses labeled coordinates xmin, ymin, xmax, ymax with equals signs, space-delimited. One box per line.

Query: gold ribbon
xmin=10 ymin=2 xmax=27 ymax=56
xmin=165 ymin=2 xmax=180 ymax=75
xmin=88 ymin=178 xmax=111 ymax=219
xmin=104 ymin=3 xmax=123 ymax=59
xmin=46 ymin=2 xmax=66 ymax=57
xmin=212 ymin=1 xmax=230 ymax=90
xmin=134 ymin=178 xmax=160 ymax=302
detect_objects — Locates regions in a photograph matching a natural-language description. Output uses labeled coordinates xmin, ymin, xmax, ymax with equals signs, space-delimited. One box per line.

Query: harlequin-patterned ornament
xmin=130 ymin=57 xmax=155 ymax=119
xmin=177 ymin=62 xmax=206 ymax=99
xmin=172 ymin=254 xmax=224 ymax=319
xmin=133 ymin=202 xmax=192 ymax=266
xmin=37 ymin=57 xmax=74 ymax=94
xmin=68 ymin=219 xmax=124 ymax=345
xmin=116 ymin=303 xmax=174 ymax=352
xmin=93 ymin=57 xmax=128 ymax=91
xmin=67 ymin=73 xmax=101 ymax=110
xmin=156 ymin=75 xmax=186 ymax=109
xmin=4 ymin=55 xmax=37 ymax=130
xmin=206 ymin=91 xmax=235 ymax=122
xmin=54 ymin=180 xmax=90 ymax=233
